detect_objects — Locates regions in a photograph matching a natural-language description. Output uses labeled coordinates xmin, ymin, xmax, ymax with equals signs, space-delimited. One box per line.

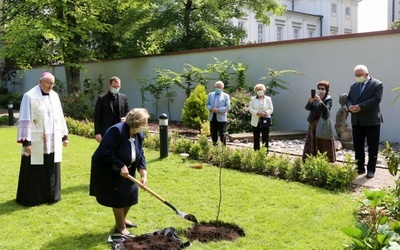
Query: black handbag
xmin=259 ymin=117 xmax=271 ymax=128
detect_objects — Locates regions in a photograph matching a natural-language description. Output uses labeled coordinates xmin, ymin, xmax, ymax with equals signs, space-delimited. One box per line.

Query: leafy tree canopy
xmin=115 ymin=0 xmax=286 ymax=54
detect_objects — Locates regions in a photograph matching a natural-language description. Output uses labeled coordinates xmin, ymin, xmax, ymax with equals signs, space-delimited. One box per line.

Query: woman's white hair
xmin=125 ymin=108 xmax=150 ymax=128
xmin=354 ymin=65 xmax=369 ymax=74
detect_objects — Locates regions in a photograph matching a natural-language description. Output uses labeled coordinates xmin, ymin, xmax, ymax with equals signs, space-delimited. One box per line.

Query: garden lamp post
xmin=8 ymin=101 xmax=14 ymax=126
xmin=159 ymin=113 xmax=168 ymax=158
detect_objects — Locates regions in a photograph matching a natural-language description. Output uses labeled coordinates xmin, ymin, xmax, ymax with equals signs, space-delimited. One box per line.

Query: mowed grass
xmin=0 ymin=126 xmax=359 ymax=249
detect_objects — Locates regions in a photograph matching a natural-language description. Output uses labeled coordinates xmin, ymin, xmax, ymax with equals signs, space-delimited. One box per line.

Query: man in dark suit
xmin=346 ymin=65 xmax=383 ymax=178
xmin=94 ymin=76 xmax=130 ymax=143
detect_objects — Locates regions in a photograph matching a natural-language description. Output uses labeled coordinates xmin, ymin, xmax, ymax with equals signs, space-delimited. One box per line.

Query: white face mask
xmin=257 ymin=90 xmax=264 ymax=96
xmin=317 ymin=90 xmax=326 ymax=96
xmin=111 ymin=87 xmax=120 ymax=94
xmin=356 ymin=76 xmax=365 ymax=83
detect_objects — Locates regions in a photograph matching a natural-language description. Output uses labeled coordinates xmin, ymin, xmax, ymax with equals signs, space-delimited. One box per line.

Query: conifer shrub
xmin=181 ymin=84 xmax=208 ymax=131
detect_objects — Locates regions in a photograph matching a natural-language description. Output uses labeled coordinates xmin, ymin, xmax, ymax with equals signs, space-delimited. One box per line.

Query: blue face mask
xmin=215 ymin=88 xmax=222 ymax=94
xmin=111 ymin=87 xmax=120 ymax=94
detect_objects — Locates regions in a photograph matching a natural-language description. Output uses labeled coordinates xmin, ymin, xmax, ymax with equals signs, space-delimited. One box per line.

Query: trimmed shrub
xmin=181 ymin=84 xmax=208 ymax=131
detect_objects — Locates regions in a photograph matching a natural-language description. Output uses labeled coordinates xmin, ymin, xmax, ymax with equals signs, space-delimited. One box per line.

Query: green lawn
xmin=0 ymin=126 xmax=359 ymax=249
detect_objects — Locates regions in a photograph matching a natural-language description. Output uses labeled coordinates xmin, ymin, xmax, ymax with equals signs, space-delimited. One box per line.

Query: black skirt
xmin=16 ymin=153 xmax=61 ymax=206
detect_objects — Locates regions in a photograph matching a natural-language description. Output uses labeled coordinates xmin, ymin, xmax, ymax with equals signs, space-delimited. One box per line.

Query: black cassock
xmin=16 ymin=153 xmax=61 ymax=206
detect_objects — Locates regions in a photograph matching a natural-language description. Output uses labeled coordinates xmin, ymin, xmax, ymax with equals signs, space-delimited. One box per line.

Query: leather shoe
xmin=366 ymin=172 xmax=374 ymax=178
xmin=125 ymin=221 xmax=137 ymax=228
xmin=357 ymin=169 xmax=366 ymax=175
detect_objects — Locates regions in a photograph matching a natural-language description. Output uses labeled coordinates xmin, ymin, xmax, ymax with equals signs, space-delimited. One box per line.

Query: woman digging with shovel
xmin=90 ymin=108 xmax=149 ymax=236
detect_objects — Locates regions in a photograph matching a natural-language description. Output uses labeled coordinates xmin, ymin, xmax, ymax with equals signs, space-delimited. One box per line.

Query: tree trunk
xmin=65 ymin=64 xmax=81 ymax=95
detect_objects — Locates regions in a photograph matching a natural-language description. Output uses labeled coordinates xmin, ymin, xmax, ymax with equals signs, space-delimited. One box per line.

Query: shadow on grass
xmin=62 ymin=184 xmax=90 ymax=195
xmin=0 ymin=199 xmax=25 ymax=216
xmin=40 ymin=232 xmax=109 ymax=250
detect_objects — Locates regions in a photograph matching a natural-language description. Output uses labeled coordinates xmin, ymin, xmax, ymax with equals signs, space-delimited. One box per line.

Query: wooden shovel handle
xmin=126 ymin=174 xmax=166 ymax=203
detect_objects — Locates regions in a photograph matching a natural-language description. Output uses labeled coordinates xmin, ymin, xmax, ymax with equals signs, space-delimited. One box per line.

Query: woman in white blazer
xmin=248 ymin=83 xmax=274 ymax=151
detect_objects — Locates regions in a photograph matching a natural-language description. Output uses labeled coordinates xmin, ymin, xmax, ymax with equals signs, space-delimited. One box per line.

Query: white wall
xmin=18 ymin=30 xmax=400 ymax=142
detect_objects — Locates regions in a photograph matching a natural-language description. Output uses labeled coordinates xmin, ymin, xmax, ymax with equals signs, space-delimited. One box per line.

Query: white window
xmin=277 ymin=27 xmax=283 ymax=41
xmin=294 ymin=29 xmax=300 ymax=39
xmin=345 ymin=7 xmax=351 ymax=16
xmin=331 ymin=3 xmax=337 ymax=13
xmin=238 ymin=21 xmax=245 ymax=44
xmin=257 ymin=24 xmax=264 ymax=43
xmin=308 ymin=30 xmax=314 ymax=38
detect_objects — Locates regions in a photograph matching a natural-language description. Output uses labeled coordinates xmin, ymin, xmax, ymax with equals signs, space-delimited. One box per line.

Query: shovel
xmin=127 ymin=174 xmax=198 ymax=223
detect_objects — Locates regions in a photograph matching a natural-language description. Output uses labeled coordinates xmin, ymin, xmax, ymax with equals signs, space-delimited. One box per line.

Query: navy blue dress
xmin=90 ymin=122 xmax=146 ymax=208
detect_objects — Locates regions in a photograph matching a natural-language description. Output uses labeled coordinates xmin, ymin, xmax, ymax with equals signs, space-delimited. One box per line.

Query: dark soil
xmin=148 ymin=120 xmax=199 ymax=138
xmin=121 ymin=234 xmax=181 ymax=250
xmin=184 ymin=221 xmax=245 ymax=243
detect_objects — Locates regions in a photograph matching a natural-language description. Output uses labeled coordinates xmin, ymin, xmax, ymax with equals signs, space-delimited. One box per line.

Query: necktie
xmin=359 ymin=83 xmax=365 ymax=97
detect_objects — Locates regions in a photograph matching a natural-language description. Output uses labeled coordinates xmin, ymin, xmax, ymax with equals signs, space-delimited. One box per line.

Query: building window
xmin=345 ymin=7 xmax=351 ymax=16
xmin=277 ymin=26 xmax=283 ymax=41
xmin=308 ymin=30 xmax=314 ymax=38
xmin=294 ymin=29 xmax=300 ymax=39
xmin=257 ymin=23 xmax=264 ymax=43
xmin=331 ymin=3 xmax=337 ymax=13
xmin=238 ymin=21 xmax=245 ymax=44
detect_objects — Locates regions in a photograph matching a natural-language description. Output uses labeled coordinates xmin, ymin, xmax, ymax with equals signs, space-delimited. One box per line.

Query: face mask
xmin=215 ymin=88 xmax=222 ymax=94
xmin=356 ymin=76 xmax=365 ymax=83
xmin=257 ymin=90 xmax=264 ymax=96
xmin=318 ymin=90 xmax=326 ymax=96
xmin=111 ymin=87 xmax=120 ymax=94
xmin=136 ymin=126 xmax=145 ymax=133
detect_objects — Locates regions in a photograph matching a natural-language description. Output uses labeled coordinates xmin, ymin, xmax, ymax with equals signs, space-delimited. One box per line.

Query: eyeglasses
xmin=42 ymin=81 xmax=55 ymax=86
xmin=317 ymin=88 xmax=325 ymax=90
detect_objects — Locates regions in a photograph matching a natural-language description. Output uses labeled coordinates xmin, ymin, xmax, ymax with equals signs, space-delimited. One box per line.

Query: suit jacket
xmin=346 ymin=76 xmax=383 ymax=126
xmin=305 ymin=95 xmax=332 ymax=123
xmin=94 ymin=91 xmax=129 ymax=136
xmin=249 ymin=95 xmax=274 ymax=127
xmin=90 ymin=122 xmax=146 ymax=207
xmin=206 ymin=91 xmax=230 ymax=122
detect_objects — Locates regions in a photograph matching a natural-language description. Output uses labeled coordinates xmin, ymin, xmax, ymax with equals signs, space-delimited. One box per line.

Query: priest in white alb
xmin=16 ymin=72 xmax=69 ymax=206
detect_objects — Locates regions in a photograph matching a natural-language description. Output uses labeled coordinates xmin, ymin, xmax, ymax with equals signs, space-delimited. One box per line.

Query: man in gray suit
xmin=346 ymin=65 xmax=383 ymax=178
xmin=206 ymin=81 xmax=230 ymax=145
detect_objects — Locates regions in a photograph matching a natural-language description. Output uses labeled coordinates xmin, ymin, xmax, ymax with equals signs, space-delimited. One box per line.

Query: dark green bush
xmin=0 ymin=115 xmax=17 ymax=125
xmin=63 ymin=93 xmax=94 ymax=120
xmin=227 ymin=88 xmax=252 ymax=134
xmin=0 ymin=93 xmax=22 ymax=109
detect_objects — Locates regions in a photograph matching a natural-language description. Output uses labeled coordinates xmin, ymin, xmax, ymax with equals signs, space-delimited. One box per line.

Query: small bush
xmin=0 ymin=93 xmax=22 ymax=109
xmin=0 ymin=115 xmax=17 ymax=125
xmin=65 ymin=117 xmax=94 ymax=138
xmin=287 ymin=158 xmax=303 ymax=181
xmin=63 ymin=93 xmax=94 ymax=120
xmin=301 ymin=152 xmax=332 ymax=187
xmin=227 ymin=88 xmax=252 ymax=134
xmin=181 ymin=84 xmax=208 ymax=131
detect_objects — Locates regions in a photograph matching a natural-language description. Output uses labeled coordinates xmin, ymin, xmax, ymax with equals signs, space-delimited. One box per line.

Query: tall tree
xmin=116 ymin=0 xmax=286 ymax=55
xmin=0 ymin=0 xmax=113 ymax=94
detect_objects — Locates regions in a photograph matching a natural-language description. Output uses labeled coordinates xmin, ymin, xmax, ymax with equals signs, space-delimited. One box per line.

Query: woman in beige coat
xmin=248 ymin=83 xmax=274 ymax=151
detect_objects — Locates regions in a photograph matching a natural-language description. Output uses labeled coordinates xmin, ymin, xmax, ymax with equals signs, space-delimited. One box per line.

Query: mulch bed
xmin=184 ymin=221 xmax=245 ymax=243
xmin=148 ymin=120 xmax=199 ymax=138
xmin=115 ymin=221 xmax=245 ymax=249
